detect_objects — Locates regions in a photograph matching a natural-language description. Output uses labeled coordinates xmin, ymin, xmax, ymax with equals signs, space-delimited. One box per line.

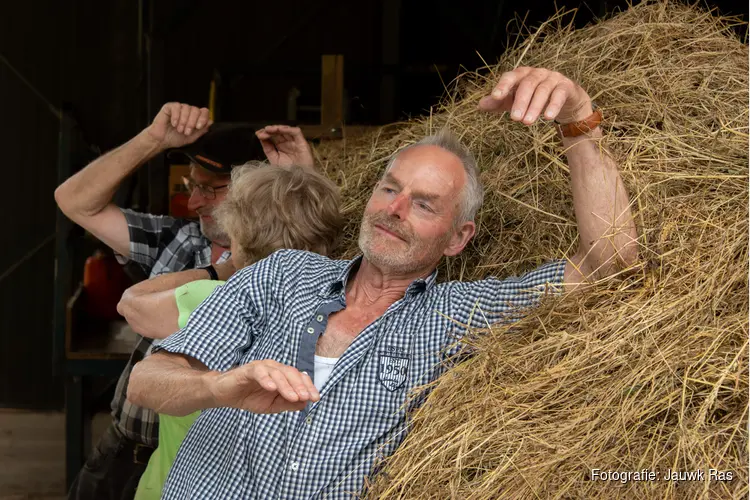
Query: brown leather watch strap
xmin=555 ymin=108 xmax=603 ymax=138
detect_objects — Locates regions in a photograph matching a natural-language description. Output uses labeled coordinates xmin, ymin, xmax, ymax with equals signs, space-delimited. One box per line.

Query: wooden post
xmin=320 ymin=54 xmax=344 ymax=134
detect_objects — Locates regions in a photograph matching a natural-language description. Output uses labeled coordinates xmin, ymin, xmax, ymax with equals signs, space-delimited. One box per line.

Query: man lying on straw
xmin=127 ymin=66 xmax=638 ymax=499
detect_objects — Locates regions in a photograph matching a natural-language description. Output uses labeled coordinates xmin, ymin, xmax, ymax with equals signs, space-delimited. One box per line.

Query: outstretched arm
xmin=128 ymin=353 xmax=319 ymax=416
xmin=479 ymin=67 xmax=638 ymax=287
xmin=117 ymin=261 xmax=235 ymax=338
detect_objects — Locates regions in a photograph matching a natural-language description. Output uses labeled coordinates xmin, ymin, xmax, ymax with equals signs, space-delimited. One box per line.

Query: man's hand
xmin=145 ymin=102 xmax=213 ymax=150
xmin=478 ymin=67 xmax=592 ymax=125
xmin=255 ymin=125 xmax=315 ymax=169
xmin=209 ymin=360 xmax=319 ymax=414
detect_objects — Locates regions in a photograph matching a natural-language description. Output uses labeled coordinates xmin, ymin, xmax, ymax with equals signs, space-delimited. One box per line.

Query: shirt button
xmin=316 ymin=314 xmax=324 ymax=322
xmin=305 ymin=416 xmax=313 ymax=425
xmin=290 ymin=461 xmax=299 ymax=471
xmin=307 ymin=327 xmax=315 ymax=334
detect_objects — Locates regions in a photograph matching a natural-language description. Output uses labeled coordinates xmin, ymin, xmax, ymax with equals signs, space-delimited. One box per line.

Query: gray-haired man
xmin=128 ymin=66 xmax=637 ymax=499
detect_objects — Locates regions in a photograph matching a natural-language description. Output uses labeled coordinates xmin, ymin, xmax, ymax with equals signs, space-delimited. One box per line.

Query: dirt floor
xmin=0 ymin=410 xmax=109 ymax=500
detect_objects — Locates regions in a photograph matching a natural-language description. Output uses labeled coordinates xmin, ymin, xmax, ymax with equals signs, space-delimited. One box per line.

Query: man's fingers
xmin=480 ymin=67 xmax=537 ymax=114
xmin=544 ymin=85 xmax=569 ymax=121
xmin=258 ymin=125 xmax=304 ymax=140
xmin=268 ymin=370 xmax=299 ymax=402
xmin=478 ymin=94 xmax=511 ymax=113
xmin=247 ymin=360 xmax=319 ymax=404
xmin=524 ymin=78 xmax=558 ymax=124
xmin=163 ymin=102 xmax=181 ymax=127
xmin=259 ymin=141 xmax=277 ymax=159
xmin=279 ymin=366 xmax=313 ymax=401
xmin=184 ymin=107 xmax=201 ymax=135
xmin=177 ymin=104 xmax=191 ymax=133
xmin=509 ymin=71 xmax=548 ymax=121
xmin=196 ymin=108 xmax=210 ymax=130
xmin=270 ymin=125 xmax=297 ymax=134
xmin=253 ymin=369 xmax=277 ymax=393
xmin=285 ymin=126 xmax=304 ymax=138
xmin=300 ymin=371 xmax=320 ymax=401
xmin=272 ymin=399 xmax=308 ymax=413
xmin=490 ymin=66 xmax=533 ymax=99
xmin=260 ymin=125 xmax=286 ymax=135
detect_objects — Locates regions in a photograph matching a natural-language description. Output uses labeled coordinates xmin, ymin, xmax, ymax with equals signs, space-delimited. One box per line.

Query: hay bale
xmin=316 ymin=1 xmax=748 ymax=498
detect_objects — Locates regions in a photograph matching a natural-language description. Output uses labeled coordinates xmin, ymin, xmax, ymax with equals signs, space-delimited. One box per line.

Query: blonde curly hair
xmin=214 ymin=162 xmax=343 ymax=267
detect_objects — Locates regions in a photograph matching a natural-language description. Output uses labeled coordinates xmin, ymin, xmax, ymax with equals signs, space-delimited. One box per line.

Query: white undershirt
xmin=313 ymin=355 xmax=339 ymax=391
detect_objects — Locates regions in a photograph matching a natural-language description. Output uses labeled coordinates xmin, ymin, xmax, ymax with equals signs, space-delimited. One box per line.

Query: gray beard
xmin=357 ymin=218 xmax=454 ymax=275
xmin=358 ymin=225 xmax=421 ymax=275
xmin=199 ymin=219 xmax=230 ymax=247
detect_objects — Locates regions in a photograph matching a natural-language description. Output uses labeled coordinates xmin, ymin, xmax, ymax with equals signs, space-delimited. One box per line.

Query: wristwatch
xmin=202 ymin=265 xmax=219 ymax=281
xmin=555 ymin=103 xmax=602 ymax=138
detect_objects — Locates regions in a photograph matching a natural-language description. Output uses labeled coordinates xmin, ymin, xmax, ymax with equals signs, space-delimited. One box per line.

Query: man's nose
xmin=187 ymin=189 xmax=206 ymax=211
xmin=385 ymin=194 xmax=409 ymax=220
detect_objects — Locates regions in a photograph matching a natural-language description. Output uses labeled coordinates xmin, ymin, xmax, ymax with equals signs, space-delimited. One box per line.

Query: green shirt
xmin=134 ymin=279 xmax=224 ymax=500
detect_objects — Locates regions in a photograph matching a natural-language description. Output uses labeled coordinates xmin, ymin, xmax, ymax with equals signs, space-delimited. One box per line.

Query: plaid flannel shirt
xmin=155 ymin=249 xmax=566 ymax=499
xmin=111 ymin=208 xmax=230 ymax=447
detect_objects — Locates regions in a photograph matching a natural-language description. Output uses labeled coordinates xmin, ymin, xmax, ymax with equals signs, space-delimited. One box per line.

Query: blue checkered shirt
xmin=155 ymin=249 xmax=565 ymax=498
xmin=111 ymin=209 xmax=230 ymax=447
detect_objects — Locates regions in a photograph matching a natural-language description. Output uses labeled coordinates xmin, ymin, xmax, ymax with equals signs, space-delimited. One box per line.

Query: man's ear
xmin=444 ymin=221 xmax=476 ymax=257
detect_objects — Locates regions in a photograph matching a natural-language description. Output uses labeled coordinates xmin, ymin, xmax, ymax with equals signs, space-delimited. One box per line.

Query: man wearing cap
xmin=55 ymin=102 xmax=315 ymax=500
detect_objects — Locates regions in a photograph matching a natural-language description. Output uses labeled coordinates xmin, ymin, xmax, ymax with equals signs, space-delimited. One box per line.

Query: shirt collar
xmin=318 ymin=255 xmax=439 ymax=299
xmin=194 ymin=240 xmax=231 ymax=268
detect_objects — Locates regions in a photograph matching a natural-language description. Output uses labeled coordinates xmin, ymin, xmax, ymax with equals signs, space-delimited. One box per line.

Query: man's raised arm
xmin=479 ymin=67 xmax=638 ymax=286
xmin=54 ymin=103 xmax=211 ymax=257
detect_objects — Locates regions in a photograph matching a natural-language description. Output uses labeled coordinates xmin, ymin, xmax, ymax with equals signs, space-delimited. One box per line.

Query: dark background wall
xmin=0 ymin=0 xmax=746 ymax=409
xmin=0 ymin=0 xmax=68 ymax=408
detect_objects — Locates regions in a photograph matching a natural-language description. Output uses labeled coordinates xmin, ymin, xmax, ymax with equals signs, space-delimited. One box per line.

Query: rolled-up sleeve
xmin=153 ymin=251 xmax=284 ymax=371
xmin=444 ymin=259 xmax=566 ymax=329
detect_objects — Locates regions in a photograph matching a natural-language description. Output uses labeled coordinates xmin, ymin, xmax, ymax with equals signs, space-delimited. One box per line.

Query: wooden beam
xmin=320 ymin=54 xmax=344 ymax=133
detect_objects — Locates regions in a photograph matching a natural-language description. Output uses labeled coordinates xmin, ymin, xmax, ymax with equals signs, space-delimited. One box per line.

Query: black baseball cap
xmin=166 ymin=123 xmax=266 ymax=173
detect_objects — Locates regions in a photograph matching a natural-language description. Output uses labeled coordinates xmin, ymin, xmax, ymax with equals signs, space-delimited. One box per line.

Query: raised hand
xmin=146 ymin=102 xmax=213 ymax=150
xmin=478 ymin=67 xmax=592 ymax=125
xmin=210 ymin=359 xmax=319 ymax=414
xmin=255 ymin=125 xmax=315 ymax=169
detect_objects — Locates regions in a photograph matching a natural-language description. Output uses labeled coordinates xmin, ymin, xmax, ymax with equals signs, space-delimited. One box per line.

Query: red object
xmin=170 ymin=192 xmax=196 ymax=218
xmin=83 ymin=251 xmax=131 ymax=320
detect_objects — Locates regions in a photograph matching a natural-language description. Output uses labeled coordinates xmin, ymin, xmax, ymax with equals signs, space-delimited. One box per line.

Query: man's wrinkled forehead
xmin=386 ymin=145 xmax=467 ymax=197
xmin=382 ymin=172 xmax=442 ymax=202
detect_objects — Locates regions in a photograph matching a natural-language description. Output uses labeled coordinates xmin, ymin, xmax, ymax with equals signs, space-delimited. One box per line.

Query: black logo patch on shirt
xmin=378 ymin=354 xmax=409 ymax=392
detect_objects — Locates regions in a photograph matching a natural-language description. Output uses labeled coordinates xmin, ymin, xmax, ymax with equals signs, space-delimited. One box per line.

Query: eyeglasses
xmin=182 ymin=176 xmax=229 ymax=200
